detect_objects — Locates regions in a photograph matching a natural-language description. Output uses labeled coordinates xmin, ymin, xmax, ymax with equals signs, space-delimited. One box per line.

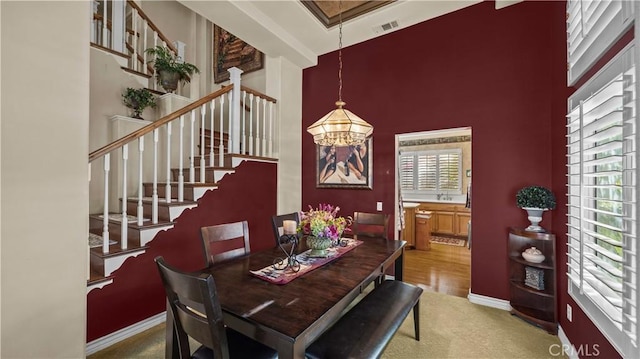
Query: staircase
xmin=87 ymin=0 xmax=279 ymax=292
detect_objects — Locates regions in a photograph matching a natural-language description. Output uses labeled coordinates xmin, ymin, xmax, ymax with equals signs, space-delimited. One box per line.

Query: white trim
xmin=558 ymin=326 xmax=580 ymax=359
xmin=467 ymin=292 xmax=512 ymax=311
xmin=86 ymin=312 xmax=166 ymax=355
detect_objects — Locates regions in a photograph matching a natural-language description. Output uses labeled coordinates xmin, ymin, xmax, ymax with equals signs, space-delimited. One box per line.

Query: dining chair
xmin=271 ymin=212 xmax=300 ymax=246
xmin=352 ymin=211 xmax=390 ymax=240
xmin=199 ymin=221 xmax=250 ymax=267
xmin=154 ymin=256 xmax=278 ymax=359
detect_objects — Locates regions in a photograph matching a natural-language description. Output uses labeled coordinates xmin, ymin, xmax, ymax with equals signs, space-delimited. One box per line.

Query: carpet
xmin=431 ymin=235 xmax=466 ymax=247
xmin=88 ymin=233 xmax=117 ymax=248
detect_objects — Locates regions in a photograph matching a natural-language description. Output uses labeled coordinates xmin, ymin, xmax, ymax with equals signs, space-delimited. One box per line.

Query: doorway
xmin=394 ymin=127 xmax=472 ymax=298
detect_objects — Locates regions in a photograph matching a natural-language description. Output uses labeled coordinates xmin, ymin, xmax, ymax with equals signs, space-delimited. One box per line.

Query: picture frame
xmin=213 ymin=25 xmax=264 ymax=83
xmin=316 ymin=138 xmax=373 ymax=189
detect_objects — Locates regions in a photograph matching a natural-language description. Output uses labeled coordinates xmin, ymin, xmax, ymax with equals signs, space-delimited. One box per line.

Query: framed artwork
xmin=316 ymin=138 xmax=373 ymax=189
xmin=213 ymin=25 xmax=264 ymax=83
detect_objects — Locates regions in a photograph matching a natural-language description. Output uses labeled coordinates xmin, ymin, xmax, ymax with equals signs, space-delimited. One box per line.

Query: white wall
xmin=1 ymin=1 xmax=89 ymax=358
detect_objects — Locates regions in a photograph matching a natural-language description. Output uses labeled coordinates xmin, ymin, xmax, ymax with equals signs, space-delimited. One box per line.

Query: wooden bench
xmin=306 ymin=280 xmax=423 ymax=359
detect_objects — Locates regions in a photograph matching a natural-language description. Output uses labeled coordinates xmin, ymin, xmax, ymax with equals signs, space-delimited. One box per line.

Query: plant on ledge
xmin=122 ymin=87 xmax=156 ymax=119
xmin=145 ymin=45 xmax=200 ymax=93
xmin=516 ymin=186 xmax=556 ymax=210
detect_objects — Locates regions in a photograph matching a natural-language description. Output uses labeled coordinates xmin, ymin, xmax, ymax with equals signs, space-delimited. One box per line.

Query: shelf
xmin=508 ymin=255 xmax=553 ymax=270
xmin=509 ymin=279 xmax=554 ymax=297
xmin=510 ymin=304 xmax=557 ymax=334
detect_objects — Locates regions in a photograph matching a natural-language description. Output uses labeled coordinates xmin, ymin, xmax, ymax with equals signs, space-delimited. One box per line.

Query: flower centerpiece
xmin=298 ymin=204 xmax=351 ymax=257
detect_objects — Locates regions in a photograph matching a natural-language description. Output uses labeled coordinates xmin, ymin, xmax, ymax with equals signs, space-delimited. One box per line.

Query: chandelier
xmin=307 ymin=1 xmax=373 ymax=146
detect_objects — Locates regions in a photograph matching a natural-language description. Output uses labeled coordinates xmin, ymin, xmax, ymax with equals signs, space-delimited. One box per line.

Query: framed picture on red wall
xmin=316 ymin=138 xmax=372 ymax=189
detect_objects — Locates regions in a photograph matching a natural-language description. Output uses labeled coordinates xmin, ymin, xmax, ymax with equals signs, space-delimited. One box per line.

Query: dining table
xmin=165 ymin=236 xmax=406 ymax=359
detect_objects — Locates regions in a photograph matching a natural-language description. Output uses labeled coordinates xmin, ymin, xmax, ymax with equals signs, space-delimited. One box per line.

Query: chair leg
xmin=413 ymin=300 xmax=420 ymax=341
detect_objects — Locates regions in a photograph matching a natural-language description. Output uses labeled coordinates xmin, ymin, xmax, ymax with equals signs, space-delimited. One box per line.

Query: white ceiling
xmin=179 ymin=0 xmax=522 ymax=69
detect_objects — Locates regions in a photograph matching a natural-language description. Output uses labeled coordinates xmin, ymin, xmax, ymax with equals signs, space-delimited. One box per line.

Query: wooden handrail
xmin=240 ymin=86 xmax=277 ymax=103
xmin=89 ymin=85 xmax=233 ymax=162
xmin=127 ymin=0 xmax=178 ymax=54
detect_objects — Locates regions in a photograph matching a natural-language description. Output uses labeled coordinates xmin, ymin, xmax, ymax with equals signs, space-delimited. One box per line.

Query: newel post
xmin=229 ymin=67 xmax=243 ymax=154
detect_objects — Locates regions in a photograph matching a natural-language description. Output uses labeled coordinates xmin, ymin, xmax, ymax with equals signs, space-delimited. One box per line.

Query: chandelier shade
xmin=307 ymin=101 xmax=373 ymax=146
xmin=307 ymin=0 xmax=373 ymax=147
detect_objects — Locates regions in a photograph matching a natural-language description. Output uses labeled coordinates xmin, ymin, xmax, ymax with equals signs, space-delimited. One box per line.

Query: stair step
xmin=142 ymin=181 xmax=218 ymax=201
xmin=171 ymin=166 xmax=234 ymax=183
xmin=125 ymin=197 xmax=198 ymax=222
xmin=120 ymin=66 xmax=151 ymax=79
xmin=89 ymin=240 xmax=148 ymax=278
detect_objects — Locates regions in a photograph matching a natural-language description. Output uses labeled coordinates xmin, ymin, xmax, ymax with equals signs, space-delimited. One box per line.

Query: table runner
xmin=250 ymin=238 xmax=363 ymax=284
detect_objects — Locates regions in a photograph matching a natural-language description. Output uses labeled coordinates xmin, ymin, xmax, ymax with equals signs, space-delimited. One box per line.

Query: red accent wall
xmin=303 ymin=0 xmax=619 ymax=356
xmin=87 ymin=161 xmax=276 ymax=341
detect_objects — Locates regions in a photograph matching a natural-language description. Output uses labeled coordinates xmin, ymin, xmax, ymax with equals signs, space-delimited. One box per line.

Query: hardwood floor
xmin=403 ymin=241 xmax=471 ymax=298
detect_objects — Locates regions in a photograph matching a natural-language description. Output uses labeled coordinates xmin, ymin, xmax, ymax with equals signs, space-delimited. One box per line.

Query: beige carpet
xmin=89 ymin=290 xmax=565 ymax=359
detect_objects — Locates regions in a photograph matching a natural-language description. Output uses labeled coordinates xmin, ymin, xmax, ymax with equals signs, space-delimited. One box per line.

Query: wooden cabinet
xmin=402 ymin=206 xmax=417 ymax=247
xmin=419 ymin=203 xmax=470 ymax=237
xmin=414 ymin=211 xmax=432 ymax=250
xmin=508 ymin=227 xmax=557 ymax=334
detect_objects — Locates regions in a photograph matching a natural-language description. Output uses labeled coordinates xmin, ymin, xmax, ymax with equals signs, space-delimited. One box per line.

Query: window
xmin=399 ymin=149 xmax=461 ymax=196
xmin=566 ymin=43 xmax=638 ymax=358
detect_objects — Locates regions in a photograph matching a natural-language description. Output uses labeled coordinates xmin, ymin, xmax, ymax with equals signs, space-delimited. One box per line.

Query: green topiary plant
xmin=144 ymin=46 xmax=200 ymax=93
xmin=516 ymin=186 xmax=556 ymax=210
xmin=122 ymin=87 xmax=156 ymax=119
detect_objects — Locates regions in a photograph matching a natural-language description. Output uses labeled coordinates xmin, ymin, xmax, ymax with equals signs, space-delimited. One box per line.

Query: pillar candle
xmin=283 ymin=220 xmax=297 ymax=235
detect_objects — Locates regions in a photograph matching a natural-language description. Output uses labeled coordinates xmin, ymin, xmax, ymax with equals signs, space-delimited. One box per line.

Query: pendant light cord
xmin=338 ymin=0 xmax=343 ymax=103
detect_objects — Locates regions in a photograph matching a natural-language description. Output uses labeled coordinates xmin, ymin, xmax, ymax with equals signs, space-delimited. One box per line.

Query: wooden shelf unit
xmin=508 ymin=227 xmax=557 ymax=334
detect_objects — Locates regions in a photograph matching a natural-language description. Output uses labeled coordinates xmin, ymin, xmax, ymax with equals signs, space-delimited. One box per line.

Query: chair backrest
xmin=200 ymin=221 xmax=250 ymax=267
xmin=271 ymin=212 xmax=300 ymax=246
xmin=154 ymin=256 xmax=230 ymax=359
xmin=353 ymin=212 xmax=390 ymax=240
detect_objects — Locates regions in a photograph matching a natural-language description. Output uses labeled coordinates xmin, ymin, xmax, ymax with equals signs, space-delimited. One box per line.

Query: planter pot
xmin=306 ymin=236 xmax=332 ymax=257
xmin=522 ymin=207 xmax=548 ymax=232
xmin=158 ymin=71 xmax=180 ymax=93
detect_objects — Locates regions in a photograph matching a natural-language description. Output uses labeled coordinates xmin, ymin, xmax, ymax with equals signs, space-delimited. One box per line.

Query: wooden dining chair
xmin=271 ymin=212 xmax=300 ymax=246
xmin=353 ymin=212 xmax=390 ymax=240
xmin=199 ymin=221 xmax=250 ymax=267
xmin=154 ymin=256 xmax=278 ymax=359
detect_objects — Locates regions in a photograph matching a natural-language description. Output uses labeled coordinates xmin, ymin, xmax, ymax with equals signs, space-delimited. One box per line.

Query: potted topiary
xmin=122 ymin=87 xmax=156 ymax=119
xmin=516 ymin=186 xmax=556 ymax=232
xmin=145 ymin=45 xmax=200 ymax=93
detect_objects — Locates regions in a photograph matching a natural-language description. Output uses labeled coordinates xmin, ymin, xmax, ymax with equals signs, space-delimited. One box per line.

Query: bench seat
xmin=306 ymin=280 xmax=423 ymax=359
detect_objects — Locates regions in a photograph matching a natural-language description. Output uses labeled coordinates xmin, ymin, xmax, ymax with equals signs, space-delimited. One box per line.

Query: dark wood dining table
xmin=166 ymin=236 xmax=406 ymax=359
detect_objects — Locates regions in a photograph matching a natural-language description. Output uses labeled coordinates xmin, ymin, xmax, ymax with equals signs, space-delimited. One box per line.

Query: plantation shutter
xmin=438 ymin=152 xmax=460 ymax=191
xmin=399 ymin=154 xmax=415 ymax=191
xmin=398 ymin=150 xmax=461 ymax=196
xmin=417 ymin=154 xmax=437 ymax=190
xmin=567 ymin=0 xmax=634 ymax=86
xmin=566 ymin=42 xmax=638 ymax=357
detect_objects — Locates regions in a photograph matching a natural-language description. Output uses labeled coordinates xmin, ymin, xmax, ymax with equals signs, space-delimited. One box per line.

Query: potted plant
xmin=122 ymin=87 xmax=156 ymax=119
xmin=145 ymin=45 xmax=200 ymax=93
xmin=516 ymin=186 xmax=556 ymax=232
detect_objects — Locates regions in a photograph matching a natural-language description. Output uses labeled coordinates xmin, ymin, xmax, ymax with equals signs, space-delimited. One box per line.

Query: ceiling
xmin=179 ymin=0 xmax=522 ymax=69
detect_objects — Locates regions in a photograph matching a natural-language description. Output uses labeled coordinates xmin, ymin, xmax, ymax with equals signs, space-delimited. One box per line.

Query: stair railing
xmin=89 ymin=69 xmax=278 ymax=255
xmin=91 ymin=0 xmax=178 ymax=91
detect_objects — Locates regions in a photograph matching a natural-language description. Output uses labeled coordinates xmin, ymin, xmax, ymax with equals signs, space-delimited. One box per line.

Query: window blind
xmin=566 ymin=42 xmax=638 ymax=358
xmin=567 ymin=0 xmax=634 ymax=86
xmin=399 ymin=150 xmax=461 ymax=195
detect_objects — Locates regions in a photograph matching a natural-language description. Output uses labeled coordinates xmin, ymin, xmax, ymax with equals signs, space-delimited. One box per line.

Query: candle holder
xmin=273 ymin=234 xmax=300 ymax=273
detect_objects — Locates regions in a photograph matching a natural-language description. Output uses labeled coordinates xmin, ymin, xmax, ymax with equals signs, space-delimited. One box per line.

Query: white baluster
xmin=219 ymin=94 xmax=225 ymax=167
xmin=142 ymin=19 xmax=148 ymax=74
xmin=91 ymin=1 xmax=99 ymax=43
xmin=178 ymin=115 xmax=184 ymax=202
xmin=102 ymin=153 xmax=110 ymax=254
xmin=248 ymin=94 xmax=254 ymax=156
xmin=228 ymin=67 xmax=243 ymax=154
xmin=268 ymin=101 xmax=274 ymax=158
xmin=262 ymin=98 xmax=267 ymax=156
xmin=101 ymin=0 xmax=107 ymax=46
xmin=152 ymin=32 xmax=158 ymax=91
xmin=210 ymin=99 xmax=215 ymax=167
xmin=111 ymin=0 xmax=125 ymax=53
xmin=137 ymin=137 xmax=144 ymax=226
xmin=131 ymin=8 xmax=138 ymax=71
xmin=255 ymin=96 xmax=261 ymax=157
xmin=200 ymin=104 xmax=206 ymax=183
xmin=189 ymin=110 xmax=195 ymax=183
xmin=121 ymin=144 xmax=128 ymax=249
xmin=228 ymin=91 xmax=234 ymax=154
xmin=152 ymin=129 xmax=159 ymax=224
xmin=165 ymin=122 xmax=172 ymax=203
xmin=241 ymin=91 xmax=247 ymax=155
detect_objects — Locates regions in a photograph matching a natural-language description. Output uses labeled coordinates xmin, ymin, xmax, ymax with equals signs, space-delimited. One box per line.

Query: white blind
xmin=567 ymin=0 xmax=634 ymax=86
xmin=399 ymin=150 xmax=461 ymax=194
xmin=566 ymin=42 xmax=638 ymax=358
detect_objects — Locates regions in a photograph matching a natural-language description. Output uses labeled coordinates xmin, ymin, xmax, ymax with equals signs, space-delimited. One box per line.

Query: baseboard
xmin=467 ymin=291 xmax=512 ymax=311
xmin=86 ymin=312 xmax=166 ymax=355
xmin=557 ymin=326 xmax=579 ymax=359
